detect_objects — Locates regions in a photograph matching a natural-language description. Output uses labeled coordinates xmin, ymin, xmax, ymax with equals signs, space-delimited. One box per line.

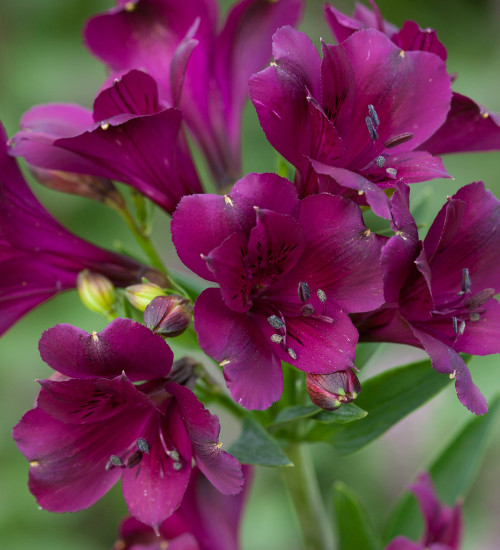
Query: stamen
xmin=100 ymin=122 xmax=110 ymax=131
xmin=288 ymin=348 xmax=297 ymax=360
xmin=460 ymin=268 xmax=471 ymax=294
xmin=384 ymin=132 xmax=414 ymax=149
xmin=458 ymin=321 xmax=466 ymax=336
xmin=298 ymin=282 xmax=311 ymax=302
xmin=173 ymin=462 xmax=182 ymax=471
xmin=365 ymin=116 xmax=378 ymax=141
xmin=270 ymin=334 xmax=284 ymax=343
xmin=301 ymin=304 xmax=315 ymax=317
xmin=106 ymin=455 xmax=123 ymax=470
xmin=317 ymin=289 xmax=327 ymax=303
xmin=224 ymin=195 xmax=234 ymax=206
xmin=267 ymin=315 xmax=285 ymax=329
xmin=169 ymin=450 xmax=180 ymax=462
xmin=92 ymin=331 xmax=99 ymax=341
xmin=386 ymin=167 xmax=398 ymax=178
xmin=125 ymin=451 xmax=143 ymax=468
xmin=136 ymin=438 xmax=150 ymax=454
xmin=368 ymin=104 xmax=380 ymax=126
xmin=375 ymin=155 xmax=385 ymax=167
xmin=452 ymin=316 xmax=458 ymax=334
xmin=470 ymin=312 xmax=481 ymax=322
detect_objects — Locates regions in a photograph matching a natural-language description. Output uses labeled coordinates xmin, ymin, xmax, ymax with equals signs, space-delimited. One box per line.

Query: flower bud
xmin=306 ymin=368 xmax=361 ymax=411
xmin=144 ymin=295 xmax=193 ymax=337
xmin=77 ymin=269 xmax=116 ymax=317
xmin=124 ymin=282 xmax=166 ymax=311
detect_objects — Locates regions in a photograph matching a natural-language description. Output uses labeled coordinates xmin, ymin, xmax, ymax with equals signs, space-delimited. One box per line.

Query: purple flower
xmin=9 ymin=70 xmax=202 ymax=214
xmin=324 ymin=1 xmax=500 ymax=157
xmin=113 ymin=465 xmax=252 ymax=550
xmin=249 ymin=26 xmax=451 ymax=218
xmin=385 ymin=472 xmax=462 ymax=550
xmin=12 ymin=318 xmax=243 ymax=528
xmin=0 ymin=124 xmax=161 ymax=336
xmin=355 ymin=182 xmax=500 ymax=414
xmin=171 ymin=173 xmax=385 ymax=409
xmin=83 ymin=0 xmax=303 ymax=189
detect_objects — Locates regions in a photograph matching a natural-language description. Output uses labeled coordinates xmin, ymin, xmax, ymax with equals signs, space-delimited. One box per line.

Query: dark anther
xmin=301 ymin=304 xmax=315 ymax=317
xmin=375 ymin=155 xmax=385 ymax=167
xmin=384 ymin=132 xmax=414 ymax=148
xmin=125 ymin=451 xmax=143 ymax=468
xmin=368 ymin=104 xmax=380 ymax=126
xmin=365 ymin=116 xmax=379 ymax=141
xmin=298 ymin=282 xmax=311 ymax=302
xmin=267 ymin=315 xmax=285 ymax=329
xmin=460 ymin=268 xmax=471 ymax=294
xmin=452 ymin=316 xmax=458 ymax=334
xmin=136 ymin=438 xmax=150 ymax=454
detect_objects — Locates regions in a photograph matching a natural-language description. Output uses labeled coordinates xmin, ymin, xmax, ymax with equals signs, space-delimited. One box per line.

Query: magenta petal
xmin=194 ymin=288 xmax=283 ymax=410
xmin=380 ymin=151 xmax=450 ymax=184
xmin=385 ymin=537 xmax=422 ymax=550
xmin=296 ymin=194 xmax=385 ymax=313
xmin=392 ymin=20 xmax=447 ymax=60
xmin=312 ymin=161 xmax=391 ymax=218
xmin=412 ymin=327 xmax=487 ymax=415
xmin=419 ymin=92 xmax=500 ymax=155
xmin=167 ymin=383 xmax=243 ymax=495
xmin=39 ymin=318 xmax=173 ymax=381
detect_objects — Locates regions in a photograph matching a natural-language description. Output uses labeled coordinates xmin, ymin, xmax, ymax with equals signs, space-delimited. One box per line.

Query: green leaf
xmin=270 ymin=405 xmax=319 ymax=428
xmin=333 ymin=482 xmax=382 ymax=550
xmin=314 ymin=403 xmax=367 ymax=424
xmin=228 ymin=416 xmax=293 ymax=467
xmin=328 ymin=357 xmax=456 ymax=454
xmin=383 ymin=394 xmax=500 ymax=543
xmin=355 ymin=342 xmax=386 ymax=369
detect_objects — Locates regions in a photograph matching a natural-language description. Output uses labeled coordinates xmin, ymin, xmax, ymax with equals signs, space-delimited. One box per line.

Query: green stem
xmin=281 ymin=443 xmax=335 ymax=550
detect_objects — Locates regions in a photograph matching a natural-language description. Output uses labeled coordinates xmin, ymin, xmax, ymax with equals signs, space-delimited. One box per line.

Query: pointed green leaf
xmin=383 ymin=394 xmax=500 ymax=543
xmin=333 ymin=482 xmax=382 ymax=550
xmin=314 ymin=403 xmax=367 ymax=424
xmin=228 ymin=416 xmax=293 ymax=466
xmin=328 ymin=357 xmax=457 ymax=454
xmin=271 ymin=405 xmax=319 ymax=428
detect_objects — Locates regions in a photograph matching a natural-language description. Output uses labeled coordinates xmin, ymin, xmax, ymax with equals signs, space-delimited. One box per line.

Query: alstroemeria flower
xmin=355 ymin=182 xmax=500 ymax=414
xmin=385 ymin=472 xmax=462 ymax=550
xmin=324 ymin=1 xmax=500 ymax=156
xmin=249 ymin=25 xmax=451 ymax=218
xmin=113 ymin=465 xmax=252 ymax=550
xmin=9 ymin=70 xmax=202 ymax=214
xmin=172 ymin=173 xmax=385 ymax=409
xmin=0 ymin=124 xmax=162 ymax=336
xmin=12 ymin=318 xmax=243 ymax=529
xmin=83 ymin=0 xmax=303 ymax=188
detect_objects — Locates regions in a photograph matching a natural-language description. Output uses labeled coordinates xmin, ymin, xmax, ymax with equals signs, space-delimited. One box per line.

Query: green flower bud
xmin=305 ymin=368 xmax=361 ymax=411
xmin=124 ymin=282 xmax=166 ymax=311
xmin=144 ymin=295 xmax=193 ymax=337
xmin=77 ymin=270 xmax=116 ymax=317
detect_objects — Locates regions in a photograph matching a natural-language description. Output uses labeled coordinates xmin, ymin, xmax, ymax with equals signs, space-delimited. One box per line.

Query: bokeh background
xmin=1 ymin=0 xmax=500 ymax=548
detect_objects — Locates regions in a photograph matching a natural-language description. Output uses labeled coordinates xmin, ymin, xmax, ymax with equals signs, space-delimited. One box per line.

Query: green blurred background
xmin=1 ymin=1 xmax=500 ymax=548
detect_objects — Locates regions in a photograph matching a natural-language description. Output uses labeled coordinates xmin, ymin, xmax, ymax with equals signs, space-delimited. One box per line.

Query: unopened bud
xmin=306 ymin=368 xmax=361 ymax=411
xmin=77 ymin=270 xmax=116 ymax=317
xmin=125 ymin=282 xmax=166 ymax=311
xmin=144 ymin=295 xmax=193 ymax=337
xmin=28 ymin=166 xmax=125 ymax=209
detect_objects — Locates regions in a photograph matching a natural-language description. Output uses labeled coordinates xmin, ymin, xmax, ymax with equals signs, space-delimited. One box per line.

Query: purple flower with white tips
xmin=9 ymin=70 xmax=202 ymax=214
xmin=12 ymin=318 xmax=243 ymax=529
xmin=0 ymin=124 xmax=162 ymax=336
xmin=355 ymin=182 xmax=500 ymax=414
xmin=324 ymin=1 xmax=500 ymax=157
xmin=249 ymin=25 xmax=451 ymax=218
xmin=385 ymin=472 xmax=462 ymax=550
xmin=84 ymin=0 xmax=303 ymax=189
xmin=172 ymin=173 xmax=385 ymax=409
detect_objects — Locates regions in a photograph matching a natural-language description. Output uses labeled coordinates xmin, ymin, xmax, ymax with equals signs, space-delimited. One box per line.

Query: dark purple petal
xmin=167 ymin=383 xmax=243 ymax=496
xmin=39 ymin=318 xmax=173 ymax=381
xmin=295 ymin=193 xmax=385 ymax=313
xmin=411 ymin=327 xmax=487 ymax=415
xmin=373 ymin=151 xmax=450 ymax=186
xmin=172 ymin=173 xmax=298 ymax=280
xmin=392 ymin=20 xmax=447 ymax=60
xmin=194 ymin=288 xmax=283 ymax=410
xmin=419 ymin=93 xmax=500 ymax=155
xmin=312 ymin=161 xmax=391 ymax=219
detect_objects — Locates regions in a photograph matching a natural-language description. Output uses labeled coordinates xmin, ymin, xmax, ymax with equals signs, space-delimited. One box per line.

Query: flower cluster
xmin=4 ymin=0 xmax=500 ymax=546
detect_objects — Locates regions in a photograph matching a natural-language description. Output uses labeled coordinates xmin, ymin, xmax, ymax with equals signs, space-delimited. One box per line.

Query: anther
xmin=384 ymin=132 xmax=414 ymax=149
xmin=124 ymin=1 xmax=136 ymax=11
xmin=106 ymin=455 xmax=123 ymax=470
xmin=224 ymin=195 xmax=234 ymax=206
xmin=386 ymin=167 xmax=398 ymax=178
xmin=267 ymin=315 xmax=285 ymax=329
xmin=301 ymin=304 xmax=315 ymax=317
xmin=452 ymin=316 xmax=458 ymax=334
xmin=470 ymin=312 xmax=481 ymax=322
xmin=219 ymin=359 xmax=230 ymax=367
xmin=458 ymin=321 xmax=466 ymax=336
xmin=317 ymin=289 xmax=327 ymax=303
xmin=298 ymin=282 xmax=311 ymax=302
xmin=169 ymin=450 xmax=180 ymax=462
xmin=100 ymin=122 xmax=110 ymax=130
xmin=92 ymin=330 xmax=99 ymax=341
xmin=271 ymin=334 xmax=284 ymax=343
xmin=368 ymin=105 xmax=380 ymax=126
xmin=125 ymin=451 xmax=143 ymax=468
xmin=365 ymin=116 xmax=378 ymax=141
xmin=288 ymin=348 xmax=297 ymax=360
xmin=375 ymin=155 xmax=385 ymax=167
xmin=460 ymin=268 xmax=471 ymax=294
xmin=173 ymin=462 xmax=182 ymax=471
xmin=136 ymin=438 xmax=150 ymax=454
